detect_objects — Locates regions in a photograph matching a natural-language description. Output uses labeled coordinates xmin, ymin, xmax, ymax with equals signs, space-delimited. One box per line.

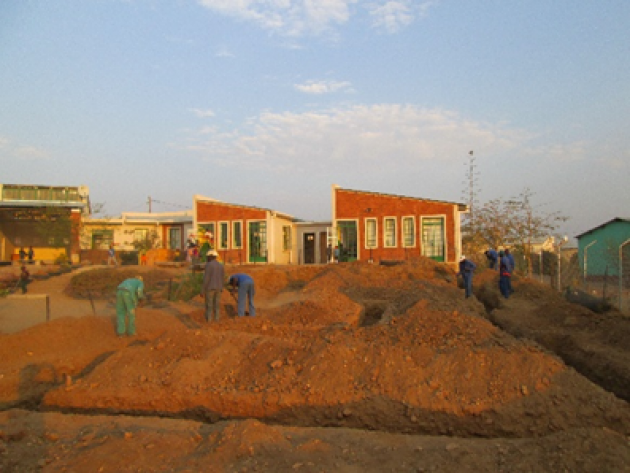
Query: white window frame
xmin=384 ymin=217 xmax=397 ymax=248
xmin=218 ymin=221 xmax=229 ymax=250
xmin=365 ymin=218 xmax=378 ymax=249
xmin=402 ymin=216 xmax=416 ymax=248
xmin=232 ymin=221 xmax=243 ymax=249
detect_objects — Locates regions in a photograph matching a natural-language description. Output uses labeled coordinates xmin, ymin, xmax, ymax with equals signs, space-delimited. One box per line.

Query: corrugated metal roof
xmin=575 ymin=218 xmax=630 ymax=239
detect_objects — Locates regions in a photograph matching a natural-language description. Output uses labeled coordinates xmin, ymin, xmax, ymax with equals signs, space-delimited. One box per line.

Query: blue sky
xmin=1 ymin=1 xmax=628 ymax=239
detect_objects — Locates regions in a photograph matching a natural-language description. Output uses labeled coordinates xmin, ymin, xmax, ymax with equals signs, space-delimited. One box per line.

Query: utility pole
xmin=462 ymin=150 xmax=479 ymax=251
xmin=147 ymin=196 xmax=152 ymax=213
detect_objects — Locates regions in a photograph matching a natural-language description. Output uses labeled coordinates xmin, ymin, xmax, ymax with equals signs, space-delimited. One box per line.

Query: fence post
xmin=556 ymin=236 xmax=569 ymax=292
xmin=619 ymin=239 xmax=630 ymax=311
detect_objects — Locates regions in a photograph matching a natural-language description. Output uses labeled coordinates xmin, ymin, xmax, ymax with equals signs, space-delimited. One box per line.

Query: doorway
xmin=303 ymin=233 xmax=315 ymax=264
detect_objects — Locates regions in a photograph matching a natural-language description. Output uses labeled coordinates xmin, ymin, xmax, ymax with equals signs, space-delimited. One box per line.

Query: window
xmin=168 ymin=227 xmax=181 ymax=250
xmin=384 ymin=217 xmax=396 ymax=248
xmin=336 ymin=220 xmax=358 ymax=262
xmin=92 ymin=230 xmax=113 ymax=250
xmin=232 ymin=221 xmax=243 ymax=249
xmin=282 ymin=225 xmax=292 ymax=250
xmin=248 ymin=221 xmax=267 ymax=262
xmin=365 ymin=218 xmax=377 ymax=248
xmin=199 ymin=223 xmax=215 ymax=248
xmin=218 ymin=222 xmax=229 ymax=250
xmin=402 ymin=217 xmax=415 ymax=247
xmin=422 ymin=217 xmax=445 ymax=262
xmin=134 ymin=229 xmax=148 ymax=242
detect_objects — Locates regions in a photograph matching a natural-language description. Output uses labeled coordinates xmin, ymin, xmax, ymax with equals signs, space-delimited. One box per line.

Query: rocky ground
xmin=1 ymin=259 xmax=629 ymax=472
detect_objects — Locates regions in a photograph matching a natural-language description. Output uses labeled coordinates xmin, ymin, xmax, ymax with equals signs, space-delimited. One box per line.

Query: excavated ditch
xmin=2 ymin=261 xmax=630 ymax=472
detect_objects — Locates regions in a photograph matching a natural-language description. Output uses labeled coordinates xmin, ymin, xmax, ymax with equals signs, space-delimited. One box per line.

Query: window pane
xmin=403 ymin=218 xmax=414 ymax=247
xmin=366 ymin=219 xmax=376 ymax=248
xmin=384 ymin=218 xmax=396 ymax=247
xmin=233 ymin=222 xmax=242 ymax=248
xmin=220 ymin=223 xmax=229 ymax=249
xmin=283 ymin=226 xmax=292 ymax=250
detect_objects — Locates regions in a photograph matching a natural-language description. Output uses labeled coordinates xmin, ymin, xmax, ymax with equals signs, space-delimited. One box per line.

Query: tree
xmin=507 ymin=188 xmax=568 ymax=274
xmin=474 ymin=188 xmax=568 ymax=274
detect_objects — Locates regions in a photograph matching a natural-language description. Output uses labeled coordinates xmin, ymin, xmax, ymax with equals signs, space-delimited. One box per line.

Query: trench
xmin=474 ymin=287 xmax=630 ymax=402
xmin=2 ymin=286 xmax=629 ymax=442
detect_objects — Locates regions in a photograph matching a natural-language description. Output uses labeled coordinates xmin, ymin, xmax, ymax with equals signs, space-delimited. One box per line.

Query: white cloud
xmin=15 ymin=146 xmax=49 ymax=160
xmin=215 ymin=47 xmax=235 ymax=57
xmin=294 ymin=80 xmax=354 ymax=94
xmin=183 ymin=104 xmax=538 ymax=175
xmin=189 ymin=108 xmax=216 ymax=118
xmin=368 ymin=1 xmax=436 ymax=33
xmin=196 ymin=0 xmax=433 ymax=36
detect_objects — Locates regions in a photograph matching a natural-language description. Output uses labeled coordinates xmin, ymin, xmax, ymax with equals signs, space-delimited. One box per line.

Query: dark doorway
xmin=303 ymin=233 xmax=315 ymax=264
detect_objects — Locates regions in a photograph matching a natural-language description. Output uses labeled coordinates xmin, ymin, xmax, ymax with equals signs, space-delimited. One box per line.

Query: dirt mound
xmin=2 ymin=259 xmax=630 ymax=471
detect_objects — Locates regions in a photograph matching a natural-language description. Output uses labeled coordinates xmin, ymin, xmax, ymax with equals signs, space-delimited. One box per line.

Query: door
xmin=168 ymin=227 xmax=182 ymax=250
xmin=303 ymin=233 xmax=315 ymax=264
xmin=422 ymin=217 xmax=445 ymax=262
xmin=248 ymin=221 xmax=267 ymax=263
xmin=337 ymin=221 xmax=358 ymax=262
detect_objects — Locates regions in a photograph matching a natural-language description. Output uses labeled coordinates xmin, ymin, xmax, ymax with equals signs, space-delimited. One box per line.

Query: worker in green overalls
xmin=116 ymin=276 xmax=144 ymax=337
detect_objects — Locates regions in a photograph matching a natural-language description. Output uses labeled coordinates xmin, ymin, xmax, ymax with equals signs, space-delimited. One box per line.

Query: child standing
xmin=18 ymin=266 xmax=30 ymax=294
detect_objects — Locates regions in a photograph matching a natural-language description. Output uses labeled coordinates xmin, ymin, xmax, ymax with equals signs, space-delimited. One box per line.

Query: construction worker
xmin=458 ymin=256 xmax=477 ymax=298
xmin=504 ymin=248 xmax=515 ymax=294
xmin=116 ymin=276 xmax=144 ymax=337
xmin=498 ymin=251 xmax=511 ymax=299
xmin=228 ymin=273 xmax=256 ymax=317
xmin=484 ymin=248 xmax=498 ymax=270
xmin=201 ymin=250 xmax=224 ymax=322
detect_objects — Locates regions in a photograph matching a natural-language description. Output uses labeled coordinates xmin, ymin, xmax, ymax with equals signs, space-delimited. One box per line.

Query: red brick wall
xmin=335 ymin=189 xmax=459 ymax=263
xmin=196 ymin=202 xmax=267 ymax=264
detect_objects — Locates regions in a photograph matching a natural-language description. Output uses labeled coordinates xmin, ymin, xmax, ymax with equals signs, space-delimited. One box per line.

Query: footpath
xmin=0 ymin=268 xmax=115 ymax=334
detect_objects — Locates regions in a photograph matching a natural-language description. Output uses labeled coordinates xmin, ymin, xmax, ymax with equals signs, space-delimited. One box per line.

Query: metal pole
xmin=557 ymin=236 xmax=568 ymax=292
xmin=619 ymin=239 xmax=630 ymax=311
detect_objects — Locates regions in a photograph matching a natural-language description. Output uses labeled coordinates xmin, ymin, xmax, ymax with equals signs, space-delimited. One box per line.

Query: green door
xmin=337 ymin=221 xmax=358 ymax=262
xmin=422 ymin=217 xmax=445 ymax=262
xmin=248 ymin=221 xmax=267 ymax=263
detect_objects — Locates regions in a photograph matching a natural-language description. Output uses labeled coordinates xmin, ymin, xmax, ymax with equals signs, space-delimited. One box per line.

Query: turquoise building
xmin=576 ymin=218 xmax=630 ymax=277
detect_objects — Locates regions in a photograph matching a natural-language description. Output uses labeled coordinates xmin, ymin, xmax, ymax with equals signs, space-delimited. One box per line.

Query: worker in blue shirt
xmin=116 ymin=276 xmax=144 ymax=336
xmin=228 ymin=273 xmax=256 ymax=317
xmin=498 ymin=251 xmax=511 ymax=299
xmin=504 ymin=248 xmax=515 ymax=294
xmin=458 ymin=255 xmax=477 ymax=298
xmin=484 ymin=248 xmax=498 ymax=270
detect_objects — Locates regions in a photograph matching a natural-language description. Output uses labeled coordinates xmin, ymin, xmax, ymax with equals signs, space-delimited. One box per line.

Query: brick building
xmin=331 ymin=185 xmax=468 ymax=265
xmin=194 ymin=195 xmax=296 ymax=265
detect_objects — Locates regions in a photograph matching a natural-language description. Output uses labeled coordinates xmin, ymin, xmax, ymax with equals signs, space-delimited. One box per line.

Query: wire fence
xmin=509 ymin=249 xmax=630 ymax=315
